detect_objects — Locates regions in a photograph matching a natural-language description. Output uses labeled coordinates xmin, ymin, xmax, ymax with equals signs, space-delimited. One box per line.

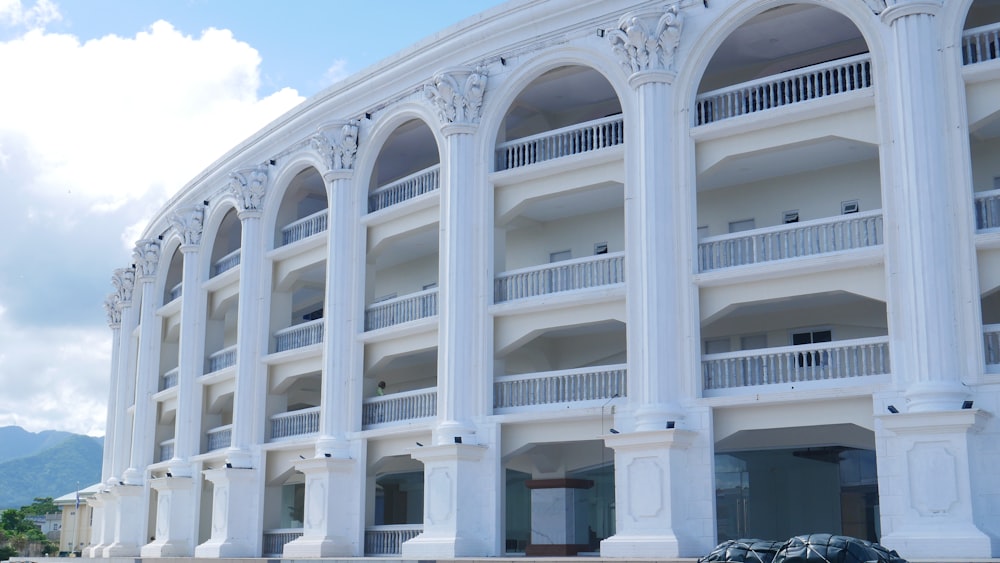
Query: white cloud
xmin=0 ymin=4 xmax=305 ymax=435
xmin=324 ymin=58 xmax=350 ymax=87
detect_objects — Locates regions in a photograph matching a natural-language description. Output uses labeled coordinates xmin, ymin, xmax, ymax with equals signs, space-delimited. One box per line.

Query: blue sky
xmin=0 ymin=0 xmax=502 ymax=436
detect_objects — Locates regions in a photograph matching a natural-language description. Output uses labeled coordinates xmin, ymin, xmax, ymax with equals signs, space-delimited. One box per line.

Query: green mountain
xmin=0 ymin=428 xmax=103 ymax=510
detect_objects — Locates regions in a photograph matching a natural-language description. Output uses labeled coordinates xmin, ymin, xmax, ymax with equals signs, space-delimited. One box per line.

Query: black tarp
xmin=700 ymin=534 xmax=907 ymax=563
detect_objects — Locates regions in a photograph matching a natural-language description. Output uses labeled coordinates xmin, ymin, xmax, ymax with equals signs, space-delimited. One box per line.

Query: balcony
xmin=362 ymin=387 xmax=437 ymax=428
xmin=365 ymin=525 xmax=423 ymax=556
xmin=963 ymin=22 xmax=1000 ymax=65
xmin=984 ymin=324 xmax=1000 ymax=371
xmin=263 ymin=529 xmax=303 ymax=557
xmin=495 ymin=252 xmax=625 ymax=303
xmin=280 ymin=209 xmax=328 ymax=247
xmin=493 ymin=364 xmax=627 ymax=411
xmin=205 ymin=424 xmax=232 ymax=452
xmin=206 ymin=345 xmax=237 ymax=373
xmin=695 ymin=54 xmax=873 ymax=126
xmin=975 ymin=189 xmax=1000 ymax=231
xmin=269 ymin=406 xmax=320 ymax=440
xmin=212 ymin=249 xmax=241 ymax=277
xmin=158 ymin=439 xmax=175 ymax=463
xmin=495 ymin=115 xmax=624 ymax=172
xmin=159 ymin=367 xmax=179 ymax=391
xmin=702 ymin=336 xmax=890 ymax=392
xmin=368 ymin=165 xmax=440 ymax=213
xmin=698 ymin=211 xmax=882 ymax=272
xmin=274 ymin=319 xmax=324 ymax=352
xmin=365 ymin=288 xmax=438 ymax=331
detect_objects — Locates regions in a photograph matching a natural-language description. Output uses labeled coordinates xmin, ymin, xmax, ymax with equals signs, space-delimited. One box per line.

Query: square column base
xmin=600 ymin=533 xmax=681 ymax=558
xmin=282 ymin=453 xmax=364 ymax=558
xmin=141 ymin=476 xmax=196 ymax=557
xmin=102 ymin=485 xmax=145 ymax=557
xmin=194 ymin=467 xmax=259 ymax=558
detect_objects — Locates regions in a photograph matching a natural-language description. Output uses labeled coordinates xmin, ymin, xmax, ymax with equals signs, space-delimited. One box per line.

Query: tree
xmin=20 ymin=497 xmax=57 ymax=517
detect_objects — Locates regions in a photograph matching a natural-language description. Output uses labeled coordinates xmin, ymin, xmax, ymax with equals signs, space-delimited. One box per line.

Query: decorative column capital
xmin=169 ymin=205 xmax=204 ymax=250
xmin=608 ymin=4 xmax=683 ymax=86
xmin=229 ymin=165 xmax=269 ymax=219
xmin=879 ymin=0 xmax=942 ymax=23
xmin=424 ymin=66 xmax=488 ymax=135
xmin=104 ymin=294 xmax=122 ymax=328
xmin=111 ymin=267 xmax=136 ymax=307
xmin=311 ymin=121 xmax=360 ymax=181
xmin=132 ymin=239 xmax=160 ymax=280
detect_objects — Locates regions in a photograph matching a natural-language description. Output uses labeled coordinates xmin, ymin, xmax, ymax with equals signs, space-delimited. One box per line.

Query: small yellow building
xmin=54 ymin=484 xmax=99 ymax=555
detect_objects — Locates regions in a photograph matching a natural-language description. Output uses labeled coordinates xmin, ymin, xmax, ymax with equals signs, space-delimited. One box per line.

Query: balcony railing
xmin=159 ymin=367 xmax=179 ymax=391
xmin=281 ymin=209 xmax=328 ymax=246
xmin=495 ymin=115 xmax=624 ymax=171
xmin=206 ymin=345 xmax=237 ymax=373
xmin=974 ymin=189 xmax=1000 ymax=231
xmin=495 ymin=251 xmax=625 ymax=303
xmin=695 ymin=54 xmax=873 ymax=126
xmin=211 ymin=248 xmax=241 ymax=277
xmin=984 ymin=324 xmax=1000 ymax=368
xmin=365 ymin=288 xmax=438 ymax=331
xmin=368 ymin=165 xmax=440 ymax=213
xmin=698 ymin=211 xmax=883 ymax=272
xmin=158 ymin=439 xmax=175 ymax=463
xmin=362 ymin=387 xmax=437 ymax=427
xmin=274 ymin=318 xmax=324 ymax=352
xmin=494 ymin=364 xmax=627 ymax=410
xmin=205 ymin=424 xmax=232 ymax=452
xmin=269 ymin=406 xmax=320 ymax=440
xmin=702 ymin=336 xmax=890 ymax=391
xmin=263 ymin=529 xmax=303 ymax=557
xmin=963 ymin=22 xmax=1000 ymax=65
xmin=168 ymin=282 xmax=182 ymax=302
xmin=365 ymin=525 xmax=423 ymax=555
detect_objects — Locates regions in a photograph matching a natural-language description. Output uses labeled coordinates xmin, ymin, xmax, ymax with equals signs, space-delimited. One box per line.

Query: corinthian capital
xmin=132 ymin=239 xmax=160 ymax=280
xmin=424 ymin=66 xmax=488 ymax=130
xmin=229 ymin=165 xmax=269 ymax=215
xmin=104 ymin=294 xmax=122 ymax=328
xmin=311 ymin=120 xmax=360 ymax=174
xmin=170 ymin=205 xmax=204 ymax=247
xmin=111 ymin=267 xmax=136 ymax=306
xmin=609 ymin=5 xmax=683 ymax=79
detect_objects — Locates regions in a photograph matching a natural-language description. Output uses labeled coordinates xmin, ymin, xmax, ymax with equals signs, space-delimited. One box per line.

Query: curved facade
xmin=88 ymin=0 xmax=1000 ymax=559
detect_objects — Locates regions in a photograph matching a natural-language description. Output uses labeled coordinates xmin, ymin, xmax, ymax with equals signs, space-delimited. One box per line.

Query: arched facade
xmin=89 ymin=0 xmax=1000 ymax=560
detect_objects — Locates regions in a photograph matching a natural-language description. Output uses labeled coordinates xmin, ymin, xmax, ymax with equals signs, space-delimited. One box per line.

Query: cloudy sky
xmin=0 ymin=0 xmax=502 ymax=436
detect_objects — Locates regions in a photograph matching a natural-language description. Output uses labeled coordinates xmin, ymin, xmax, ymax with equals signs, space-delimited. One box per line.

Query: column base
xmin=600 ymin=533 xmax=681 ymax=558
xmin=193 ymin=467 xmax=259 ymax=558
xmin=400 ymin=533 xmax=483 ymax=559
xmin=140 ymin=540 xmax=191 ymax=557
xmin=282 ymin=536 xmax=353 ymax=558
xmin=103 ymin=541 xmax=141 ymax=557
xmin=193 ymin=538 xmax=253 ymax=558
xmin=880 ymin=525 xmax=994 ymax=560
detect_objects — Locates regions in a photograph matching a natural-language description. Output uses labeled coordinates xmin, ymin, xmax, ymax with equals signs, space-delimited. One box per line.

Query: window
xmin=729 ymin=219 xmax=755 ymax=233
xmin=704 ymin=338 xmax=731 ymax=354
xmin=549 ymin=250 xmax=572 ymax=262
xmin=740 ymin=334 xmax=767 ymax=350
xmin=841 ymin=200 xmax=859 ymax=214
xmin=782 ymin=210 xmax=799 ymax=224
xmin=302 ymin=309 xmax=323 ymax=321
xmin=793 ymin=329 xmax=832 ymax=367
xmin=594 ymin=242 xmax=608 ymax=255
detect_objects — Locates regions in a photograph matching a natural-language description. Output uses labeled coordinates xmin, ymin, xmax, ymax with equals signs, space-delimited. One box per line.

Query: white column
xmin=109 ymin=268 xmax=137 ymax=484
xmin=83 ymin=493 xmax=106 ymax=557
xmin=100 ymin=296 xmax=121 ymax=485
xmin=601 ymin=8 xmax=715 ymax=557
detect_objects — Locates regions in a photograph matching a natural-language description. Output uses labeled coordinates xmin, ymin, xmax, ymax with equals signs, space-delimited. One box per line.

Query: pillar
xmin=600 ymin=7 xmax=715 ymax=557
xmin=141 ymin=477 xmax=197 ymax=556
xmin=193 ymin=467 xmax=260 ymax=557
xmin=524 ymin=478 xmax=594 ymax=556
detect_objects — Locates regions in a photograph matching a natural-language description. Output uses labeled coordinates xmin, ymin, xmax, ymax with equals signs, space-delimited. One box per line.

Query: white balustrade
xmin=368 ymin=165 xmax=440 ymax=213
xmin=158 ymin=439 xmax=175 ymax=462
xmin=702 ymin=336 xmax=890 ymax=391
xmin=698 ymin=211 xmax=882 ymax=272
xmin=983 ymin=324 xmax=1000 ymax=367
xmin=274 ymin=318 xmax=324 ymax=352
xmin=168 ymin=282 xmax=182 ymax=302
xmin=269 ymin=406 xmax=320 ymax=440
xmin=206 ymin=345 xmax=237 ymax=373
xmin=365 ymin=525 xmax=423 ymax=555
xmin=262 ymin=529 xmax=303 ymax=556
xmin=364 ymin=288 xmax=438 ymax=331
xmin=494 ymin=364 xmax=627 ymax=410
xmin=495 ymin=251 xmax=625 ymax=303
xmin=695 ymin=54 xmax=873 ymax=125
xmin=974 ymin=189 xmax=1000 ymax=231
xmin=205 ymin=424 xmax=232 ymax=452
xmin=211 ymin=248 xmax=241 ymax=277
xmin=280 ymin=209 xmax=328 ymax=246
xmin=159 ymin=367 xmax=179 ymax=391
xmin=362 ymin=387 xmax=437 ymax=427
xmin=495 ymin=115 xmax=624 ymax=171
xmin=963 ymin=22 xmax=1000 ymax=65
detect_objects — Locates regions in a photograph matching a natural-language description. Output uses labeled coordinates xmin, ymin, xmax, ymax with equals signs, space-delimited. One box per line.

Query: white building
xmin=87 ymin=0 xmax=1000 ymax=559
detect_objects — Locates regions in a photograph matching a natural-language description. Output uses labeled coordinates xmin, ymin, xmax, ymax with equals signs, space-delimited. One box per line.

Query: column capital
xmin=880 ymin=0 xmax=942 ymax=24
xmin=424 ymin=66 xmax=487 ymax=134
xmin=111 ymin=267 xmax=136 ymax=307
xmin=104 ymin=294 xmax=122 ymax=328
xmin=608 ymin=5 xmax=683 ymax=86
xmin=311 ymin=120 xmax=359 ymax=180
xmin=132 ymin=239 xmax=160 ymax=281
xmin=228 ymin=164 xmax=269 ymax=219
xmin=169 ymin=205 xmax=204 ymax=250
